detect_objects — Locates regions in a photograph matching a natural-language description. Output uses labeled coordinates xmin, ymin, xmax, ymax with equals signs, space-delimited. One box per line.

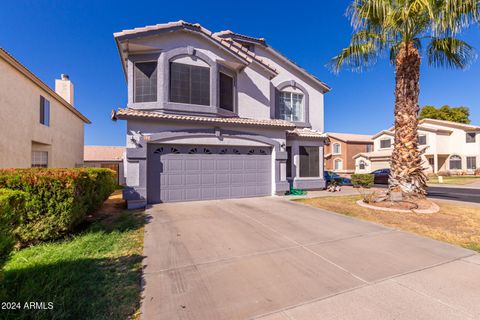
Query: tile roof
xmin=327 ymin=132 xmax=373 ymax=143
xmin=214 ymin=30 xmax=267 ymax=45
xmin=353 ymin=150 xmax=392 ymax=159
xmin=287 ymin=128 xmax=328 ymax=139
xmin=84 ymin=146 xmax=125 ymax=162
xmin=114 ymin=21 xmax=277 ymax=75
xmin=0 ymin=48 xmax=90 ymax=124
xmin=420 ymin=118 xmax=480 ymax=131
xmin=112 ymin=108 xmax=296 ymax=129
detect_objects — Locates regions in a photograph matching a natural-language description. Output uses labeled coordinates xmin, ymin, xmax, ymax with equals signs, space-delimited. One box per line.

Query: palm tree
xmin=330 ymin=0 xmax=479 ymax=197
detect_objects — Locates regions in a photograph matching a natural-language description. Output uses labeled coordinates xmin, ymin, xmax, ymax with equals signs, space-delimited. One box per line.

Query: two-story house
xmin=354 ymin=118 xmax=480 ymax=174
xmin=324 ymin=133 xmax=373 ymax=174
xmin=0 ymin=48 xmax=90 ymax=168
xmin=111 ymin=21 xmax=330 ymax=206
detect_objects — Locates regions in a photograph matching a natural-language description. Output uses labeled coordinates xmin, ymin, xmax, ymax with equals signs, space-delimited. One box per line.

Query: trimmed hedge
xmin=0 ymin=189 xmax=26 ymax=268
xmin=351 ymin=174 xmax=374 ymax=188
xmin=0 ymin=168 xmax=116 ymax=246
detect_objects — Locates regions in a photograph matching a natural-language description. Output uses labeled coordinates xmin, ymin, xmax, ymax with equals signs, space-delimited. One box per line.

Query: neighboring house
xmin=111 ymin=21 xmax=330 ymax=206
xmin=324 ymin=133 xmax=373 ymax=174
xmin=0 ymin=48 xmax=90 ymax=168
xmin=83 ymin=146 xmax=126 ymax=185
xmin=354 ymin=118 xmax=480 ymax=174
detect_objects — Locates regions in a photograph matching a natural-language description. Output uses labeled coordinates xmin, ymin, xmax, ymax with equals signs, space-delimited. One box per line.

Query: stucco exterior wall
xmin=325 ymin=138 xmax=372 ymax=173
xmin=0 ymin=58 xmax=85 ymax=168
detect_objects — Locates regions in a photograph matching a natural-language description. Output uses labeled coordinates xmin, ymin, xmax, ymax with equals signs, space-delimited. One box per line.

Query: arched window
xmin=332 ymin=143 xmax=341 ymax=154
xmin=334 ymin=159 xmax=343 ymax=171
xmin=449 ymin=155 xmax=462 ymax=170
xmin=276 ymin=81 xmax=308 ymax=123
xmin=359 ymin=160 xmax=366 ymax=170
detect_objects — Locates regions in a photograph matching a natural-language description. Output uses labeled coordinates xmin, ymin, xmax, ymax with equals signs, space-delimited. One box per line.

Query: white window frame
xmin=467 ymin=156 xmax=477 ymax=170
xmin=332 ymin=143 xmax=341 ymax=155
xmin=380 ymin=138 xmax=392 ymax=149
xmin=359 ymin=160 xmax=366 ymax=170
xmin=466 ymin=132 xmax=476 ymax=143
xmin=32 ymin=151 xmax=48 ymax=168
xmin=334 ymin=159 xmax=343 ymax=171
xmin=418 ymin=134 xmax=427 ymax=145
xmin=449 ymin=155 xmax=462 ymax=170
xmin=278 ymin=91 xmax=305 ymax=122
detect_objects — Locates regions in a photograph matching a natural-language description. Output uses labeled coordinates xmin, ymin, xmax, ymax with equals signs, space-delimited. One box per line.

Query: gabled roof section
xmin=287 ymin=128 xmax=328 ymax=139
xmin=0 ymin=48 xmax=90 ymax=124
xmin=327 ymin=132 xmax=372 ymax=143
xmin=372 ymin=130 xmax=394 ymax=140
xmin=112 ymin=108 xmax=295 ymax=129
xmin=213 ymin=30 xmax=331 ymax=93
xmin=114 ymin=21 xmax=278 ymax=77
xmin=420 ymin=118 xmax=480 ymax=131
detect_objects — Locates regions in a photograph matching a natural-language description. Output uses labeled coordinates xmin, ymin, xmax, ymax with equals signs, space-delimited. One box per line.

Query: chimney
xmin=55 ymin=74 xmax=74 ymax=105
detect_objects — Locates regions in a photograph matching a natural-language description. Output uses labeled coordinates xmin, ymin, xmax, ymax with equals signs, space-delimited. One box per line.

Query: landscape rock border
xmin=356 ymin=199 xmax=440 ymax=214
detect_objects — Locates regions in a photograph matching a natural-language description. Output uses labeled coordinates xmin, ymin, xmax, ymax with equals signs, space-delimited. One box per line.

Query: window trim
xmin=379 ymin=138 xmax=392 ymax=149
xmin=31 ymin=150 xmax=48 ymax=168
xmin=275 ymin=80 xmax=310 ymax=126
xmin=334 ymin=158 xmax=343 ymax=171
xmin=467 ymin=156 xmax=477 ymax=170
xmin=133 ymin=60 xmax=158 ymax=103
xmin=449 ymin=155 xmax=462 ymax=170
xmin=366 ymin=144 xmax=374 ymax=152
xmin=40 ymin=96 xmax=50 ymax=127
xmin=169 ymin=61 xmax=211 ymax=106
xmin=359 ymin=160 xmax=366 ymax=170
xmin=299 ymin=146 xmax=320 ymax=178
xmin=332 ymin=143 xmax=341 ymax=155
xmin=418 ymin=134 xmax=427 ymax=145
xmin=218 ymin=65 xmax=237 ymax=113
xmin=466 ymin=132 xmax=476 ymax=143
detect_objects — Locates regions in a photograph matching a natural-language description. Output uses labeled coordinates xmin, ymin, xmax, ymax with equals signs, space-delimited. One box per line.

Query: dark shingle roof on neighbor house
xmin=84 ymin=146 xmax=125 ymax=162
xmin=112 ymin=108 xmax=296 ymax=129
xmin=0 ymin=48 xmax=90 ymax=124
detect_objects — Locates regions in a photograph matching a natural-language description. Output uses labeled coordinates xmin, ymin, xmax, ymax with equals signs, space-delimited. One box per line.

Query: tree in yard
xmin=330 ymin=0 xmax=479 ymax=197
xmin=420 ymin=105 xmax=471 ymax=123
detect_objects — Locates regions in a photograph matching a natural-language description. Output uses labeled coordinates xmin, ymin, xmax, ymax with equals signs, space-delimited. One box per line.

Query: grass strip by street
xmin=0 ymin=191 xmax=144 ymax=320
xmin=428 ymin=175 xmax=480 ymax=185
xmin=296 ymin=195 xmax=480 ymax=253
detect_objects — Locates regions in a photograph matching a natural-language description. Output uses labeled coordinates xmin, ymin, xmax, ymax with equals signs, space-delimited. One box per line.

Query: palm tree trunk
xmin=389 ymin=42 xmax=427 ymax=197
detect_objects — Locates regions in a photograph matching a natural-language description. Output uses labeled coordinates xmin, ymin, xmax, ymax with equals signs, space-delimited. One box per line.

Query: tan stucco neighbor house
xmin=354 ymin=118 xmax=480 ymax=174
xmin=324 ymin=133 xmax=373 ymax=174
xmin=0 ymin=48 xmax=90 ymax=168
xmin=84 ymin=146 xmax=126 ymax=185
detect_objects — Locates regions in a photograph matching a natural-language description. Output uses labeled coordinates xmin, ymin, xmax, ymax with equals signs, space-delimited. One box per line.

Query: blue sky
xmin=1 ymin=0 xmax=479 ymax=146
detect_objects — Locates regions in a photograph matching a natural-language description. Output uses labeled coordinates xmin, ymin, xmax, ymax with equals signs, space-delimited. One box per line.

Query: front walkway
xmin=141 ymin=197 xmax=480 ymax=319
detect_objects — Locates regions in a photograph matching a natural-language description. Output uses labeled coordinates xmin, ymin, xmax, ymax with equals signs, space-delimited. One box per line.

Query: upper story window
xmin=380 ymin=138 xmax=391 ymax=149
xmin=466 ymin=132 xmax=476 ymax=143
xmin=219 ymin=72 xmax=234 ymax=111
xmin=40 ymin=96 xmax=50 ymax=126
xmin=279 ymin=91 xmax=304 ymax=122
xmin=366 ymin=144 xmax=373 ymax=152
xmin=169 ymin=62 xmax=210 ymax=106
xmin=418 ymin=135 xmax=427 ymax=145
xmin=332 ymin=143 xmax=341 ymax=154
xmin=134 ymin=62 xmax=158 ymax=103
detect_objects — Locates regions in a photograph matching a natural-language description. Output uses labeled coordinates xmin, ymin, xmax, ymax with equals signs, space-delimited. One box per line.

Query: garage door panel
xmin=148 ymin=145 xmax=272 ymax=203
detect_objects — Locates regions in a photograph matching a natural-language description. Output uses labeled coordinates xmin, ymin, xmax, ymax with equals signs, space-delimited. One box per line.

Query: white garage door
xmin=147 ymin=145 xmax=272 ymax=203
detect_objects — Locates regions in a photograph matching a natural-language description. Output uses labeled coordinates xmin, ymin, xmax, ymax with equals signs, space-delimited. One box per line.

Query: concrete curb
xmin=356 ymin=200 xmax=440 ymax=214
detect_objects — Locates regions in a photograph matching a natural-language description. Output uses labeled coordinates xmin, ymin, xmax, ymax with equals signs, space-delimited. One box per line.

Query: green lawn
xmin=428 ymin=175 xmax=480 ymax=185
xmin=0 ymin=192 xmax=144 ymax=320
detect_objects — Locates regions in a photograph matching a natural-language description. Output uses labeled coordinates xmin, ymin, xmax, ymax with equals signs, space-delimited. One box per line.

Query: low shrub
xmin=351 ymin=174 xmax=374 ymax=188
xmin=0 ymin=189 xmax=26 ymax=268
xmin=0 ymin=168 xmax=116 ymax=246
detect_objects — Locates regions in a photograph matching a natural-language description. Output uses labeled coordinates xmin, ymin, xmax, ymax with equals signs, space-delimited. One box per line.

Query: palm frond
xmin=427 ymin=37 xmax=477 ymax=69
xmin=433 ymin=0 xmax=480 ymax=34
xmin=327 ymin=41 xmax=380 ymax=73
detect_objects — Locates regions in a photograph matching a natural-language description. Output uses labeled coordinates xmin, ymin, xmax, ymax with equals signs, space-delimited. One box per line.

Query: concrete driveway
xmin=141 ymin=197 xmax=480 ymax=320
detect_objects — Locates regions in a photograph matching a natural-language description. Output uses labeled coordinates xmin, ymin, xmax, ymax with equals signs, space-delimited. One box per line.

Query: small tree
xmin=420 ymin=105 xmax=471 ymax=124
